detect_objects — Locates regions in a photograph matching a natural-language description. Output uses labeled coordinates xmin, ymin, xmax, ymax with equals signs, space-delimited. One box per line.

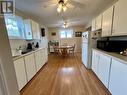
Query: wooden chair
xmin=69 ymin=44 xmax=76 ymax=54
xmin=53 ymin=46 xmax=62 ymax=56
xmin=53 ymin=46 xmax=59 ymax=53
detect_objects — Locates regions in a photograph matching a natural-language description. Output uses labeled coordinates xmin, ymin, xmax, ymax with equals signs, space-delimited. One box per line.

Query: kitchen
xmin=0 ymin=0 xmax=127 ymax=95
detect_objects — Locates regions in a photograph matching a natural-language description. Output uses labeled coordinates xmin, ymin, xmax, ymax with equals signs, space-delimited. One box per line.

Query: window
xmin=60 ymin=29 xmax=73 ymax=38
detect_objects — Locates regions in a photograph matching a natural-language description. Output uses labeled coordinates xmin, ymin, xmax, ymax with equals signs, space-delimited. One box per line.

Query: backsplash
xmin=9 ymin=37 xmax=47 ymax=51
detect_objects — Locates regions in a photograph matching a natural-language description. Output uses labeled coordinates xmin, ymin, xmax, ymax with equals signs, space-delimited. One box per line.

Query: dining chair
xmin=69 ymin=44 xmax=76 ymax=54
xmin=53 ymin=46 xmax=59 ymax=53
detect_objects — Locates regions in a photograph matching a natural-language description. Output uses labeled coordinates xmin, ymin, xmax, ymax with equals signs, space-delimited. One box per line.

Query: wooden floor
xmin=21 ymin=53 xmax=111 ymax=95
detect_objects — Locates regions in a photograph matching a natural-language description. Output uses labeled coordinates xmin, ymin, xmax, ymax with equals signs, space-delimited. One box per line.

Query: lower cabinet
xmin=44 ymin=48 xmax=48 ymax=63
xmin=92 ymin=50 xmax=111 ymax=88
xmin=98 ymin=54 xmax=111 ymax=88
xmin=13 ymin=48 xmax=48 ymax=91
xmin=92 ymin=50 xmax=99 ymax=75
xmin=24 ymin=54 xmax=36 ymax=81
xmin=35 ymin=50 xmax=43 ymax=71
xmin=14 ymin=58 xmax=27 ymax=90
xmin=109 ymin=59 xmax=127 ymax=95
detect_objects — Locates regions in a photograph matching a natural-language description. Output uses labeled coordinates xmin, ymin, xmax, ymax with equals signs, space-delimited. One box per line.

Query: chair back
xmin=72 ymin=44 xmax=75 ymax=50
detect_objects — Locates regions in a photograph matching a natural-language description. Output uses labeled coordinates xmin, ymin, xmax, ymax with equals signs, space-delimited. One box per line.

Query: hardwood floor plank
xmin=20 ymin=53 xmax=111 ymax=95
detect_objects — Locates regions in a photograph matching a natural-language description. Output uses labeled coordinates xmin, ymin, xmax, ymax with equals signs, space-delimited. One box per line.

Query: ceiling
xmin=15 ymin=0 xmax=115 ymax=27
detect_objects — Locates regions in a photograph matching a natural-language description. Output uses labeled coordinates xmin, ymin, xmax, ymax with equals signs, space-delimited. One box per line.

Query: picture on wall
xmin=51 ymin=32 xmax=56 ymax=36
xmin=75 ymin=32 xmax=82 ymax=37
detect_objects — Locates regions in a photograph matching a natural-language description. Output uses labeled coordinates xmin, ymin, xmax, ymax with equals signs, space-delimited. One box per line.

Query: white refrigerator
xmin=82 ymin=31 xmax=96 ymax=69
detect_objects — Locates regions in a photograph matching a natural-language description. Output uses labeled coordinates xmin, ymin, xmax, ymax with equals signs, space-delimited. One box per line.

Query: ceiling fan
xmin=41 ymin=0 xmax=85 ymax=13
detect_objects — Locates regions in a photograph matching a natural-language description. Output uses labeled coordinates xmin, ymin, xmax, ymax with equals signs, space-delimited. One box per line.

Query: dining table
xmin=53 ymin=45 xmax=74 ymax=56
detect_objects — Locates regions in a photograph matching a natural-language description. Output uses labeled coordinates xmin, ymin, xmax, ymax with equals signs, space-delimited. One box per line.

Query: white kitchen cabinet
xmin=24 ymin=54 xmax=36 ymax=81
xmin=24 ymin=19 xmax=40 ymax=40
xmin=102 ymin=6 xmax=114 ymax=37
xmin=44 ymin=48 xmax=48 ymax=63
xmin=35 ymin=50 xmax=43 ymax=72
xmin=24 ymin=20 xmax=33 ymax=39
xmin=31 ymin=20 xmax=40 ymax=39
xmin=4 ymin=15 xmax=25 ymax=39
xmin=98 ymin=54 xmax=111 ymax=88
xmin=112 ymin=0 xmax=127 ymax=36
xmin=41 ymin=49 xmax=46 ymax=66
xmin=14 ymin=58 xmax=27 ymax=91
xmin=92 ymin=50 xmax=111 ymax=88
xmin=92 ymin=19 xmax=96 ymax=31
xmin=109 ymin=59 xmax=127 ymax=95
xmin=92 ymin=50 xmax=99 ymax=76
xmin=96 ymin=14 xmax=102 ymax=30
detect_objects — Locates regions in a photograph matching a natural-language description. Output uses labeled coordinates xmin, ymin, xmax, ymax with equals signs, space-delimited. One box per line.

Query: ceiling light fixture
xmin=63 ymin=21 xmax=68 ymax=28
xmin=57 ymin=0 xmax=67 ymax=13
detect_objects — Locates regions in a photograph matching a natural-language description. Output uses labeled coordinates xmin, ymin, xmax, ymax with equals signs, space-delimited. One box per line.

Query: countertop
xmin=92 ymin=48 xmax=127 ymax=65
xmin=12 ymin=47 xmax=46 ymax=61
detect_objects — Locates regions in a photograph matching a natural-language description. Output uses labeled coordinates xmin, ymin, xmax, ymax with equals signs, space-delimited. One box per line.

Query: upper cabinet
xmin=92 ymin=14 xmax=102 ymax=31
xmin=24 ymin=19 xmax=41 ymax=40
xmin=4 ymin=15 xmax=25 ymax=39
xmin=112 ymin=0 xmax=127 ymax=36
xmin=91 ymin=0 xmax=127 ymax=37
xmin=102 ymin=6 xmax=114 ymax=37
xmin=92 ymin=19 xmax=96 ymax=31
xmin=96 ymin=14 xmax=102 ymax=30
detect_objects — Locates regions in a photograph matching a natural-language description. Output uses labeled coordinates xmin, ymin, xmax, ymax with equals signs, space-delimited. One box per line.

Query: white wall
xmin=0 ymin=17 xmax=19 ymax=95
xmin=48 ymin=26 xmax=86 ymax=52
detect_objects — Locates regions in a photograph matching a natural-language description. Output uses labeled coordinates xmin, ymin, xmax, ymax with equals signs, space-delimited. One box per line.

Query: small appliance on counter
xmin=119 ymin=48 xmax=127 ymax=56
xmin=27 ymin=43 xmax=33 ymax=50
xmin=97 ymin=40 xmax=127 ymax=53
xmin=35 ymin=42 xmax=39 ymax=48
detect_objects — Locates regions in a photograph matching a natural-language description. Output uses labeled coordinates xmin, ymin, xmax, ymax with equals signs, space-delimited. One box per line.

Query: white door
xmin=98 ymin=54 xmax=111 ymax=88
xmin=102 ymin=6 xmax=114 ymax=37
xmin=24 ymin=54 xmax=36 ymax=81
xmin=112 ymin=0 xmax=127 ymax=36
xmin=14 ymin=58 xmax=27 ymax=90
xmin=109 ymin=59 xmax=127 ymax=95
xmin=92 ymin=50 xmax=99 ymax=76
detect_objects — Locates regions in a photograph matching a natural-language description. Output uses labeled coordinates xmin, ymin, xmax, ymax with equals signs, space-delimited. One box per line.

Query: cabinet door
xmin=96 ymin=15 xmax=102 ymax=30
xmin=109 ymin=59 xmax=127 ymax=95
xmin=112 ymin=0 xmax=127 ymax=36
xmin=102 ymin=6 xmax=114 ymax=37
xmin=92 ymin=19 xmax=96 ymax=31
xmin=16 ymin=15 xmax=25 ymax=39
xmin=24 ymin=20 xmax=33 ymax=40
xmin=98 ymin=54 xmax=111 ymax=88
xmin=31 ymin=20 xmax=40 ymax=39
xmin=35 ymin=51 xmax=42 ymax=71
xmin=4 ymin=15 xmax=22 ymax=39
xmin=44 ymin=48 xmax=48 ymax=63
xmin=40 ymin=49 xmax=45 ymax=66
xmin=14 ymin=58 xmax=27 ymax=90
xmin=24 ymin=54 xmax=36 ymax=81
xmin=92 ymin=50 xmax=99 ymax=76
